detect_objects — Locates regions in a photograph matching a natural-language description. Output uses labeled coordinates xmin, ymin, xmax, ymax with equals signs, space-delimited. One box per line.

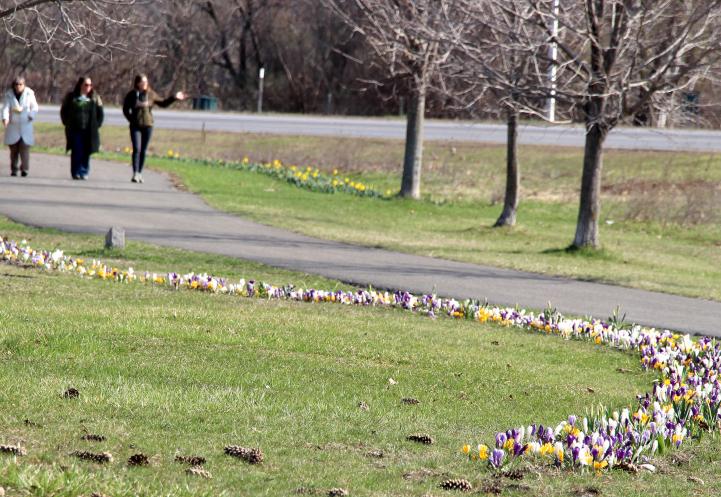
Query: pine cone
xmin=81 ymin=434 xmax=106 ymax=442
xmin=0 ymin=444 xmax=26 ymax=456
xmin=224 ymin=445 xmax=264 ymax=464
xmin=128 ymin=453 xmax=149 ymax=466
xmin=328 ymin=488 xmax=349 ymax=497
xmin=406 ymin=433 xmax=434 ymax=445
xmin=64 ymin=387 xmax=80 ymax=399
xmin=439 ymin=479 xmax=473 ymax=492
xmin=401 ymin=398 xmax=420 ymax=405
xmin=70 ymin=450 xmax=113 ymax=463
xmin=186 ymin=465 xmax=212 ymax=479
xmin=175 ymin=455 xmax=206 ymax=465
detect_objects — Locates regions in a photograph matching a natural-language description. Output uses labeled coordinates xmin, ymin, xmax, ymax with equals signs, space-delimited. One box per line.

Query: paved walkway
xmin=2 ymin=154 xmax=720 ymax=336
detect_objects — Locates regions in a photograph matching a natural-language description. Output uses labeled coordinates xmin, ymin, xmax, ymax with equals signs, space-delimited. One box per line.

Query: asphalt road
xmin=2 ymin=154 xmax=720 ymax=337
xmin=36 ymin=105 xmax=721 ymax=152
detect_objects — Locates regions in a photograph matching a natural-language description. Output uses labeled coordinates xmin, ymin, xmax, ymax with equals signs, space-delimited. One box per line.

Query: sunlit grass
xmin=1 ymin=220 xmax=720 ymax=496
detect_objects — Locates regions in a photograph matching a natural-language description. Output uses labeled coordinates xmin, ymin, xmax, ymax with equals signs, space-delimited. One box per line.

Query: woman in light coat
xmin=2 ymin=76 xmax=38 ymax=177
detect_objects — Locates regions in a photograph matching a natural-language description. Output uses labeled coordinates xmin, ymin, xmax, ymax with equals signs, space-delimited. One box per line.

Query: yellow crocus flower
xmin=478 ymin=444 xmax=489 ymax=460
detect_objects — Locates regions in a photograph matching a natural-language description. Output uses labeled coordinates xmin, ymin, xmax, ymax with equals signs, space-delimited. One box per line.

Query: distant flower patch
xmin=120 ymin=147 xmax=392 ymax=198
xmin=2 ymin=236 xmax=718 ymax=474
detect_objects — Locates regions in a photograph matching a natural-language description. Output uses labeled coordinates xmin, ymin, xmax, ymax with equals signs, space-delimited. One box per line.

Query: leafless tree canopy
xmin=0 ymin=0 xmax=401 ymax=114
xmin=3 ymin=0 xmax=721 ymax=123
xmin=514 ymin=0 xmax=721 ymax=247
xmin=3 ymin=0 xmax=721 ymax=245
xmin=323 ymin=0 xmax=474 ymax=197
xmin=1 ymin=0 xmax=139 ymax=59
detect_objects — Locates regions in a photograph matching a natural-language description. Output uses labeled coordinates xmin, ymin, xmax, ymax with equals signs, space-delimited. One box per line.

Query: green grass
xmin=32 ymin=123 xmax=721 ymax=302
xmin=140 ymin=156 xmax=721 ymax=301
xmin=34 ymin=122 xmax=721 ymax=204
xmin=0 ymin=217 xmax=350 ymax=292
xmin=2 ymin=220 xmax=720 ymax=496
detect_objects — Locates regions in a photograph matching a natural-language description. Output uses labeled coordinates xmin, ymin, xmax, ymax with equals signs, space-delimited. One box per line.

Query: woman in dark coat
xmin=60 ymin=76 xmax=104 ymax=180
xmin=122 ymin=74 xmax=185 ymax=183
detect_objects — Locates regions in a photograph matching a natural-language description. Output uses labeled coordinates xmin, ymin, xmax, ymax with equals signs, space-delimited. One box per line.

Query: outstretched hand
xmin=175 ymin=91 xmax=187 ymax=101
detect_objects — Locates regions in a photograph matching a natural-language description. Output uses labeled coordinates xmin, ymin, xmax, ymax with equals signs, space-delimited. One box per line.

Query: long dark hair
xmin=73 ymin=76 xmax=94 ymax=97
xmin=133 ymin=73 xmax=150 ymax=91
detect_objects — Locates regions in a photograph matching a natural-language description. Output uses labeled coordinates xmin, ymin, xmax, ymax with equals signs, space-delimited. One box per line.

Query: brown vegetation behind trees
xmin=4 ymin=0 xmax=721 ymax=126
xmin=3 ymin=0 xmax=720 ymax=128
xmin=0 ymin=0 xmax=426 ymax=115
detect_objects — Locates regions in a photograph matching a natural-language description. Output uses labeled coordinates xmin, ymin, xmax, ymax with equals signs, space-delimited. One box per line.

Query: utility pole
xmin=257 ymin=67 xmax=265 ymax=113
xmin=546 ymin=0 xmax=559 ymax=122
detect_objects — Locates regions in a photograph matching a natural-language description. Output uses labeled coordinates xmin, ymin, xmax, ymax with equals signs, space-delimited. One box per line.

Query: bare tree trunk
xmin=400 ymin=83 xmax=426 ymax=199
xmin=572 ymin=122 xmax=607 ymax=248
xmin=494 ymin=107 xmax=520 ymax=227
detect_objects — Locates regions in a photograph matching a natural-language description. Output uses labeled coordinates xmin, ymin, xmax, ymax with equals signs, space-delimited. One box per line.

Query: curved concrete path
xmin=1 ymin=154 xmax=720 ymax=337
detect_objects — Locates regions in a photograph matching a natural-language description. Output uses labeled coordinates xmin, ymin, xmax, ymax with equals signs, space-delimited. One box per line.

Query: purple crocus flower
xmin=571 ymin=446 xmax=581 ymax=463
xmin=513 ymin=441 xmax=526 ymax=457
xmin=490 ymin=449 xmax=505 ymax=468
xmin=544 ymin=427 xmax=554 ymax=443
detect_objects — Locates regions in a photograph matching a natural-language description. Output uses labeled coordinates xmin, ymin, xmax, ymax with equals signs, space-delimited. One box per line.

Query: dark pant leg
xmin=138 ymin=126 xmax=153 ymax=173
xmin=70 ymin=131 xmax=82 ymax=177
xmin=18 ymin=140 xmax=30 ymax=172
xmin=79 ymin=134 xmax=91 ymax=177
xmin=130 ymin=127 xmax=141 ymax=173
xmin=9 ymin=142 xmax=19 ymax=173
xmin=70 ymin=130 xmax=91 ymax=178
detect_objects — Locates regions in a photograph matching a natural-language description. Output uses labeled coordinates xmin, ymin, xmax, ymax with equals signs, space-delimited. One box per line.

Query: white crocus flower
xmin=50 ymin=249 xmax=63 ymax=263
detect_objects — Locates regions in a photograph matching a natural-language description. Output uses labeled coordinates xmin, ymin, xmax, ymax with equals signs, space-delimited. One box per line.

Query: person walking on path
xmin=60 ymin=77 xmax=104 ymax=180
xmin=2 ymin=76 xmax=38 ymax=177
xmin=122 ymin=74 xmax=186 ymax=183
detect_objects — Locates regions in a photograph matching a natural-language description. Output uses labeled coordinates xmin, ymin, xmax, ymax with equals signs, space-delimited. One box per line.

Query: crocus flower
xmin=490 ymin=449 xmax=505 ymax=468
xmin=4 ymin=236 xmax=721 ymax=475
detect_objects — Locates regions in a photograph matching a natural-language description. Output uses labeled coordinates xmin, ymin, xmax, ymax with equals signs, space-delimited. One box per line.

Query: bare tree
xmin=518 ymin=0 xmax=721 ymax=248
xmin=324 ymin=0 xmax=468 ymax=199
xmin=263 ymin=0 xmax=359 ymax=113
xmin=449 ymin=0 xmax=551 ymax=227
xmin=197 ymin=0 xmax=274 ymax=108
xmin=1 ymin=0 xmax=138 ymax=58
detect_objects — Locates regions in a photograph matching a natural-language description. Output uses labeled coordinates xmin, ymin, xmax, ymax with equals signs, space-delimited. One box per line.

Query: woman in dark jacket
xmin=60 ymin=77 xmax=104 ymax=180
xmin=122 ymin=74 xmax=186 ymax=183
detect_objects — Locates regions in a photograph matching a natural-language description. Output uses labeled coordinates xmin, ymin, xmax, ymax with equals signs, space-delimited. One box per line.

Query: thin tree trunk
xmin=400 ymin=83 xmax=426 ymax=199
xmin=494 ymin=108 xmax=520 ymax=227
xmin=573 ymin=122 xmax=607 ymax=248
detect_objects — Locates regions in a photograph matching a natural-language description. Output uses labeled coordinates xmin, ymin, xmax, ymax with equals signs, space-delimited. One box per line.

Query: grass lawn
xmin=33 ymin=123 xmax=721 ymax=302
xmin=2 ymin=219 xmax=721 ymax=497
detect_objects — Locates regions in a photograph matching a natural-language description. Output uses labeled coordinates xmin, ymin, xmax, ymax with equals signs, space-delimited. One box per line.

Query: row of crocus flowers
xmin=2 ymin=236 xmax=719 ymax=473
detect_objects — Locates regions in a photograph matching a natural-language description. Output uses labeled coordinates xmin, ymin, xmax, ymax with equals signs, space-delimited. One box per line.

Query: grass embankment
xmin=34 ymin=123 xmax=721 ymax=302
xmin=1 ymin=218 xmax=719 ymax=496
